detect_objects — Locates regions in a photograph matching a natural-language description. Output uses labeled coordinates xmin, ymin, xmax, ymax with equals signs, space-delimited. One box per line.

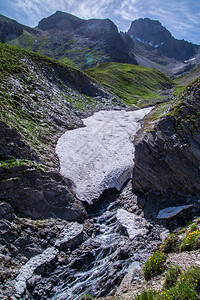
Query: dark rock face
xmin=0 ymin=15 xmax=23 ymax=43
xmin=133 ymin=79 xmax=200 ymax=195
xmin=128 ymin=18 xmax=171 ymax=47
xmin=0 ymin=122 xmax=86 ymax=221
xmin=0 ymin=11 xmax=136 ymax=69
xmin=37 ymin=11 xmax=137 ymax=68
xmin=128 ymin=18 xmax=200 ymax=61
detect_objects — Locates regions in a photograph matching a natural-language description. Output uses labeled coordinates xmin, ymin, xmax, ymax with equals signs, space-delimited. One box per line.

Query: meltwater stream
xmin=48 ymin=185 xmax=163 ymax=300
xmin=50 ymin=108 xmax=158 ymax=299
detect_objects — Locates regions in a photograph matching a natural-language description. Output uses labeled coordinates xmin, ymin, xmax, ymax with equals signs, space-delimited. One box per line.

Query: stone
xmin=54 ymin=222 xmax=84 ymax=250
xmin=133 ymin=80 xmax=200 ymax=196
xmin=117 ymin=261 xmax=141 ymax=294
xmin=116 ymin=209 xmax=148 ymax=240
xmin=157 ymin=205 xmax=193 ymax=219
xmin=14 ymin=247 xmax=58 ymax=295
xmin=160 ymin=229 xmax=170 ymax=241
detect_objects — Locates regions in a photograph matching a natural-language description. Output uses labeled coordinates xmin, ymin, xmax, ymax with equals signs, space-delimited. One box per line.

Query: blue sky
xmin=0 ymin=0 xmax=200 ymax=44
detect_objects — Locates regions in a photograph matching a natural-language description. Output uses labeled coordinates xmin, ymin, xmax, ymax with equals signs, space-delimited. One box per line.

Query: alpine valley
xmin=0 ymin=10 xmax=200 ymax=300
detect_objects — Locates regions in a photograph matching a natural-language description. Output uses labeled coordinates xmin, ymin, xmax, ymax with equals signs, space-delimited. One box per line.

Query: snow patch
xmin=56 ymin=108 xmax=152 ymax=204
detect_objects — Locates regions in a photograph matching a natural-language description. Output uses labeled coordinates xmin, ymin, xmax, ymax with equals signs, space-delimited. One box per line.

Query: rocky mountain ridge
xmin=6 ymin=11 xmax=137 ymax=69
xmin=1 ymin=11 xmax=199 ymax=74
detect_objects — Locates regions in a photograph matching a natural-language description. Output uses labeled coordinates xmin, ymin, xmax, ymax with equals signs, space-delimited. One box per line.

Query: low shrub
xmin=158 ymin=267 xmax=200 ymax=299
xmin=134 ymin=289 xmax=158 ymax=300
xmin=179 ymin=229 xmax=200 ymax=252
xmin=160 ymin=233 xmax=180 ymax=253
xmin=163 ymin=265 xmax=181 ymax=289
xmin=136 ymin=267 xmax=200 ymax=299
xmin=143 ymin=251 xmax=167 ymax=281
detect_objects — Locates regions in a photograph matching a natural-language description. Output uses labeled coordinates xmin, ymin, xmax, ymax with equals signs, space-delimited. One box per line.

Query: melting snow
xmin=56 ymin=108 xmax=152 ymax=204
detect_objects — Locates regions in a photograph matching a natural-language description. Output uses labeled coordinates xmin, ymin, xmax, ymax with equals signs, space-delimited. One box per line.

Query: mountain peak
xmin=37 ymin=11 xmax=85 ymax=31
xmin=128 ymin=18 xmax=172 ymax=47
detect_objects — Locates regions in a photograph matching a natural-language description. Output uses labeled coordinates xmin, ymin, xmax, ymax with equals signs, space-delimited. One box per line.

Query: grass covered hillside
xmin=0 ymin=43 xmax=120 ymax=166
xmin=86 ymin=62 xmax=173 ymax=107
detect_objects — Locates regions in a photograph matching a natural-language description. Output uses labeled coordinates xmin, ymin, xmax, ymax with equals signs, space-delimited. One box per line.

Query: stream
xmin=52 ymin=108 xmax=160 ymax=299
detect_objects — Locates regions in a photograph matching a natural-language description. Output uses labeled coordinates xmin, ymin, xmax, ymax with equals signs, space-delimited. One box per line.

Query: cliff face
xmin=133 ymin=78 xmax=200 ymax=195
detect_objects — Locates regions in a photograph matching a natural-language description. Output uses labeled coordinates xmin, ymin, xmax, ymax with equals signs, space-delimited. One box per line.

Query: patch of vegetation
xmin=143 ymin=251 xmax=167 ymax=281
xmin=134 ymin=290 xmax=158 ymax=300
xmin=179 ymin=229 xmax=200 ymax=252
xmin=81 ymin=294 xmax=95 ymax=300
xmin=86 ymin=62 xmax=173 ymax=107
xmin=163 ymin=265 xmax=181 ymax=289
xmin=160 ymin=233 xmax=181 ymax=253
xmin=159 ymin=267 xmax=200 ymax=300
xmin=59 ymin=56 xmax=76 ymax=68
xmin=167 ymin=78 xmax=200 ymax=139
xmin=175 ymin=66 xmax=200 ymax=88
xmin=135 ymin=267 xmax=200 ymax=300
xmin=160 ymin=218 xmax=200 ymax=254
xmin=7 ymin=30 xmax=36 ymax=50
xmin=0 ymin=159 xmax=46 ymax=172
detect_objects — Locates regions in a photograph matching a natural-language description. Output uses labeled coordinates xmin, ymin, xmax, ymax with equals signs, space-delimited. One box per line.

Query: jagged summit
xmin=127 ymin=17 xmax=199 ymax=61
xmin=37 ymin=10 xmax=85 ymax=31
xmin=34 ymin=11 xmax=137 ymax=68
xmin=128 ymin=18 xmax=172 ymax=48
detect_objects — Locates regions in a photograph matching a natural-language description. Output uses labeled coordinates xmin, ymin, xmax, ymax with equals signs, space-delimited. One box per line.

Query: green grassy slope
xmin=86 ymin=62 xmax=173 ymax=107
xmin=173 ymin=66 xmax=200 ymax=96
xmin=0 ymin=43 xmax=118 ymax=165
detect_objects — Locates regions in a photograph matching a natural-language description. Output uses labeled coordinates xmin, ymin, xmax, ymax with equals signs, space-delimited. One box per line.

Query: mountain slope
xmin=6 ymin=11 xmax=137 ymax=69
xmin=0 ymin=14 xmax=24 ymax=42
xmin=0 ymin=42 xmax=123 ymax=220
xmin=0 ymin=43 xmax=121 ymax=163
xmin=86 ymin=62 xmax=173 ymax=107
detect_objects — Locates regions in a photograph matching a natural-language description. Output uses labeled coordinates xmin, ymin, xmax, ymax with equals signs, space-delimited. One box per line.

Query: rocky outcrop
xmin=133 ymin=78 xmax=200 ymax=196
xmin=157 ymin=205 xmax=193 ymax=219
xmin=14 ymin=247 xmax=59 ymax=296
xmin=116 ymin=209 xmax=149 ymax=239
